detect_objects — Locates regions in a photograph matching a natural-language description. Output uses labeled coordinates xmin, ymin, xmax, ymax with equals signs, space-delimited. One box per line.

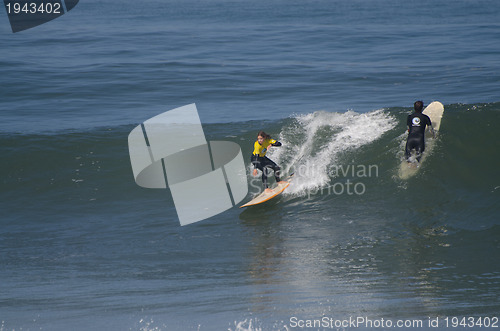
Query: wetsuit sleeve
xmin=426 ymin=115 xmax=432 ymax=127
xmin=250 ymin=154 xmax=259 ymax=168
xmin=271 ymin=141 xmax=282 ymax=147
xmin=425 ymin=115 xmax=435 ymax=136
xmin=251 ymin=141 xmax=260 ymax=168
xmin=407 ymin=115 xmax=411 ymax=128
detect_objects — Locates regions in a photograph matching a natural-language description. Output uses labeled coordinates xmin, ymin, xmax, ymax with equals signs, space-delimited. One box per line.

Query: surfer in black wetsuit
xmin=251 ymin=131 xmax=285 ymax=192
xmin=405 ymin=100 xmax=435 ymax=162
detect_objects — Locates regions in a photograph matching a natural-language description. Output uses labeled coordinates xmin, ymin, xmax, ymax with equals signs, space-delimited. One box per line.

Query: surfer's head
xmin=414 ymin=101 xmax=424 ymax=113
xmin=257 ymin=131 xmax=271 ymax=144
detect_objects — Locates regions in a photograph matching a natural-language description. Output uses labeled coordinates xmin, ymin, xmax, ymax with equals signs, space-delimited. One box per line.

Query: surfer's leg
xmin=264 ymin=157 xmax=281 ymax=182
xmin=406 ymin=134 xmax=424 ymax=162
xmin=405 ymin=137 xmax=417 ymax=161
xmin=415 ymin=150 xmax=422 ymax=162
xmin=274 ymin=165 xmax=281 ymax=182
xmin=253 ymin=159 xmax=268 ymax=188
xmin=405 ymin=140 xmax=412 ymax=161
xmin=415 ymin=137 xmax=425 ymax=162
xmin=269 ymin=161 xmax=281 ymax=182
xmin=261 ymin=167 xmax=269 ymax=188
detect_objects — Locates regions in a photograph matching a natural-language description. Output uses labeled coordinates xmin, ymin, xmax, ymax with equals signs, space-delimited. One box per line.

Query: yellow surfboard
xmin=399 ymin=101 xmax=444 ymax=179
xmin=239 ymin=175 xmax=293 ymax=208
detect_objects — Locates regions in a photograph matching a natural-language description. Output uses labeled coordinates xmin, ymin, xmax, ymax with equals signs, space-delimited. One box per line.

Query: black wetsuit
xmin=251 ymin=139 xmax=282 ymax=188
xmin=405 ymin=112 xmax=432 ymax=162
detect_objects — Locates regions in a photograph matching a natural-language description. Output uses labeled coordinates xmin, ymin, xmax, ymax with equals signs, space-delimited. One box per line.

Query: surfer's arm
xmin=250 ymin=154 xmax=260 ymax=176
xmin=271 ymin=141 xmax=282 ymax=147
xmin=267 ymin=139 xmax=282 ymax=149
xmin=429 ymin=124 xmax=436 ymax=138
xmin=427 ymin=116 xmax=435 ymax=138
xmin=250 ymin=154 xmax=259 ymax=168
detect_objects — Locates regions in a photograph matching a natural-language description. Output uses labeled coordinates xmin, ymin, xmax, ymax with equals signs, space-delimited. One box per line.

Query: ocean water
xmin=1 ymin=0 xmax=500 ymax=330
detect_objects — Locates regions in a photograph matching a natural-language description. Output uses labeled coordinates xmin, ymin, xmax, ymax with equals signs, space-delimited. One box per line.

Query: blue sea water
xmin=1 ymin=0 xmax=500 ymax=330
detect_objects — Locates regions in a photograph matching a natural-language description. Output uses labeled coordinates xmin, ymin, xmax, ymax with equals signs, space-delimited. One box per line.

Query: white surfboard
xmin=239 ymin=174 xmax=293 ymax=208
xmin=398 ymin=101 xmax=444 ymax=179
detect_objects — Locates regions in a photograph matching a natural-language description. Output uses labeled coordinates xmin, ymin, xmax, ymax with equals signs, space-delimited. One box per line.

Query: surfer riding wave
xmin=251 ymin=131 xmax=286 ymax=192
xmin=405 ymin=100 xmax=435 ymax=162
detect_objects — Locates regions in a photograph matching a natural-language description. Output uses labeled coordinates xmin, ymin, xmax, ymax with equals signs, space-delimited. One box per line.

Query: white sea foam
xmin=228 ymin=318 xmax=264 ymax=331
xmin=268 ymin=109 xmax=397 ymax=195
